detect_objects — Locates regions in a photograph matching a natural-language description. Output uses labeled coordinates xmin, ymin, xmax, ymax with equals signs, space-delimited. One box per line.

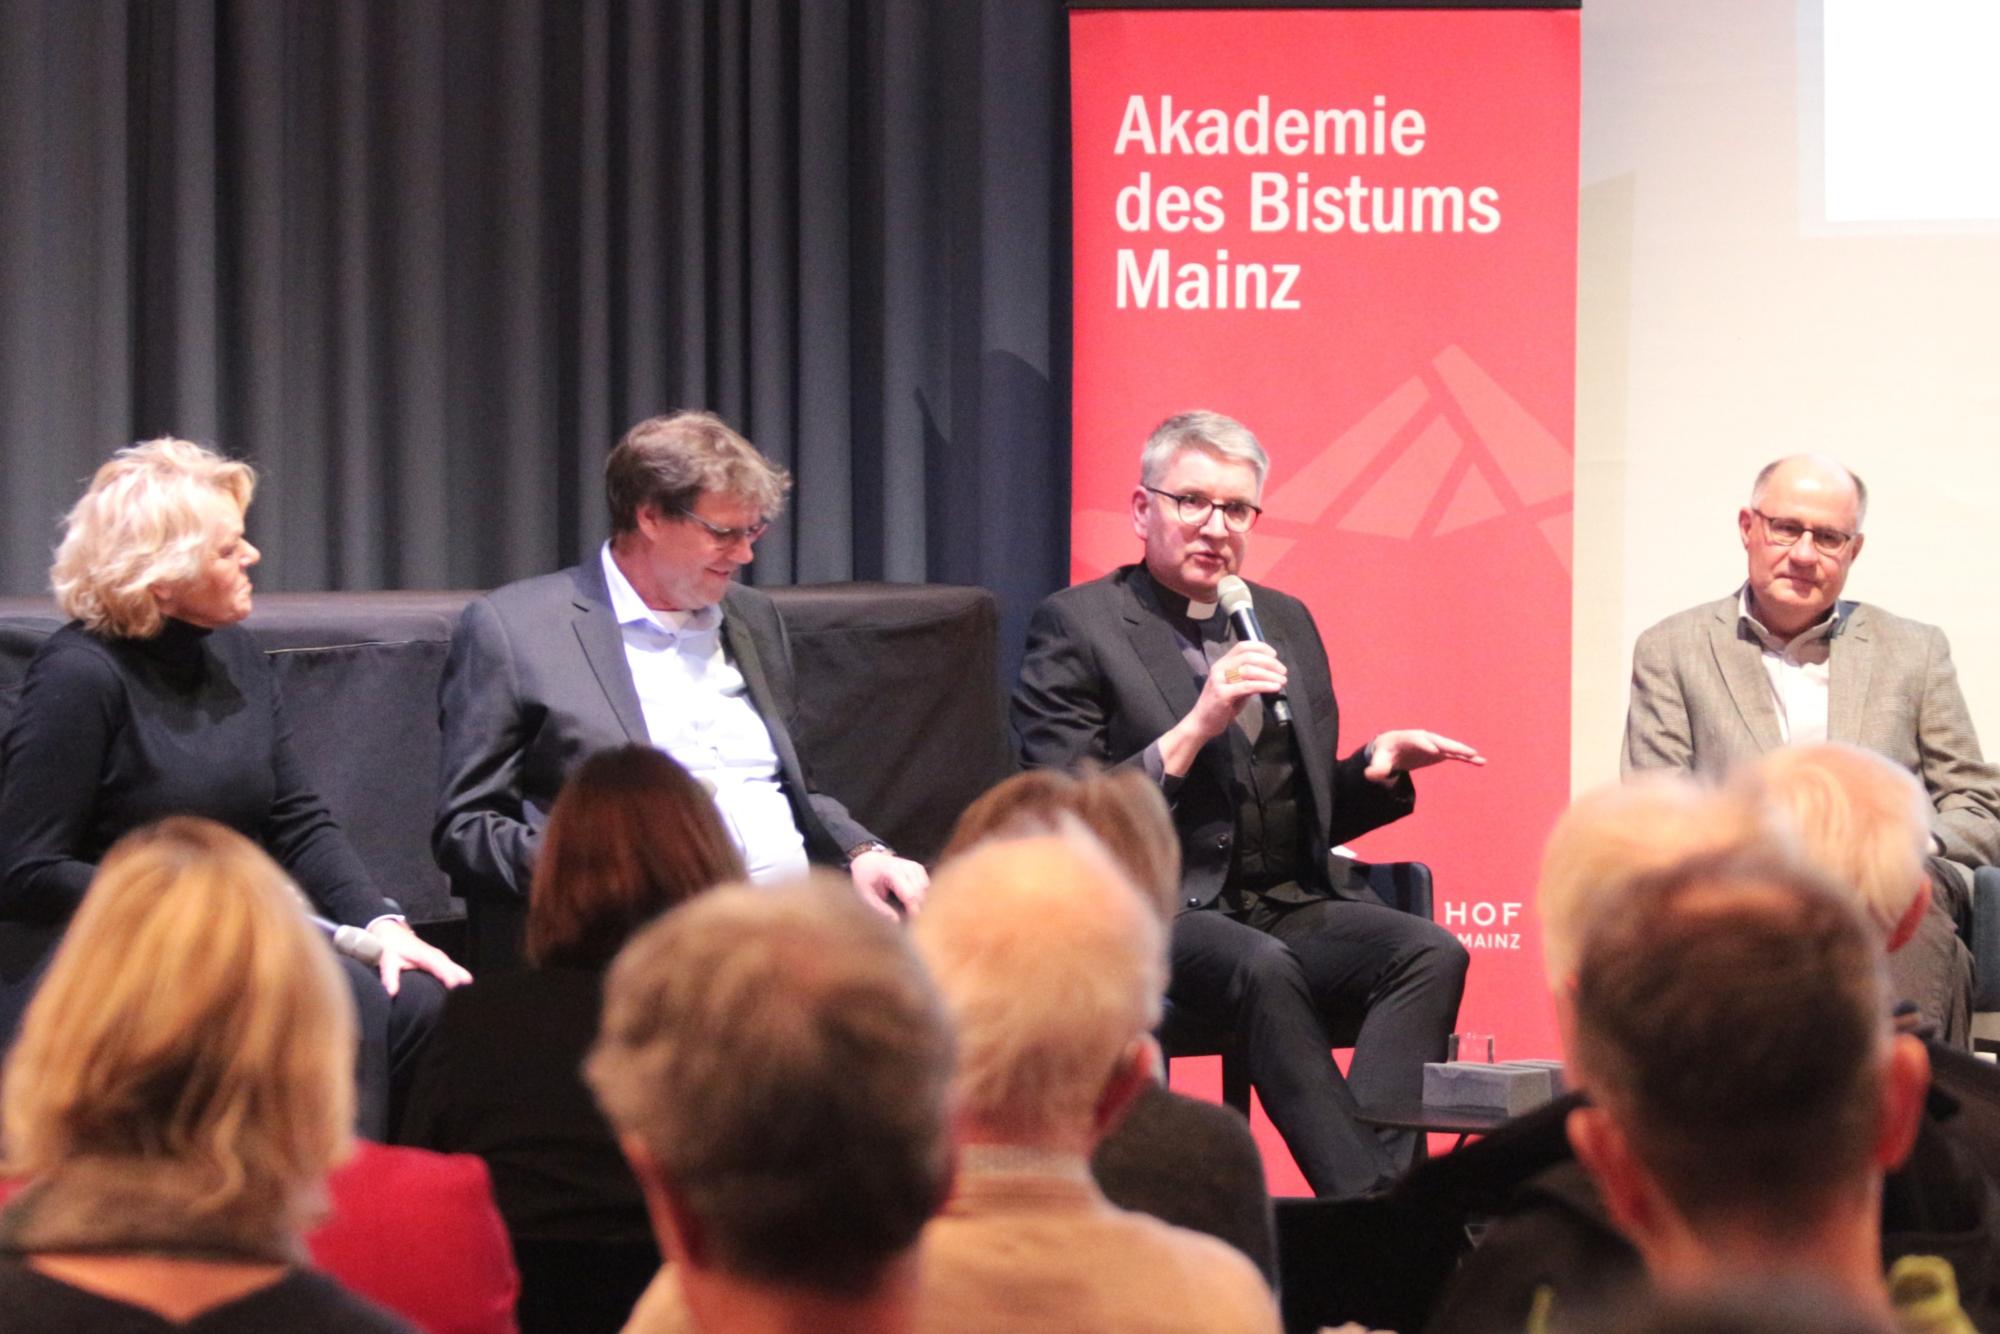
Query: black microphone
xmin=1216 ymin=575 xmax=1292 ymax=727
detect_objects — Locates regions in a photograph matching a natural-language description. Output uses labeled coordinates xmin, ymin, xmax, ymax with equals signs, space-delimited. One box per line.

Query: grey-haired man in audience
xmin=589 ymin=876 xmax=955 ymax=1334
xmin=910 ymin=832 xmax=1280 ymax=1334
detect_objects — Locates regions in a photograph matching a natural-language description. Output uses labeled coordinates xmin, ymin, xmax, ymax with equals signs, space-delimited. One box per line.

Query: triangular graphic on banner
xmin=1434 ymin=464 xmax=1504 ymax=535
xmin=1337 ymin=415 xmax=1461 ymax=539
xmin=1432 ymin=346 xmax=1571 ymax=505
xmin=1239 ymin=538 xmax=1296 ymax=582
xmin=1264 ymin=377 xmax=1428 ymax=524
xmin=1537 ymin=513 xmax=1573 ymax=574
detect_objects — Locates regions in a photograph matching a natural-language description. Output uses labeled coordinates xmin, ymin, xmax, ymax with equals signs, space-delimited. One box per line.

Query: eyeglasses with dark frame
xmin=1752 ymin=508 xmax=1856 ymax=557
xmin=1143 ymin=487 xmax=1263 ymax=533
xmin=672 ymin=508 xmax=771 ymax=547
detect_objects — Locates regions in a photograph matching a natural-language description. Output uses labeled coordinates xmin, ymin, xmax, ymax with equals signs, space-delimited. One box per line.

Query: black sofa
xmin=0 ymin=583 xmax=1014 ymax=945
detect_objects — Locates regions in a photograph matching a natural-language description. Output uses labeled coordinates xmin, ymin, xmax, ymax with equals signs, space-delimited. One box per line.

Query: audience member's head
xmin=1538 ymin=773 xmax=1770 ymax=989
xmin=1735 ymin=743 xmax=1931 ymax=949
xmin=941 ymin=765 xmax=1181 ymax=926
xmin=527 ymin=744 xmax=743 ymax=969
xmin=1564 ymin=852 xmax=1929 ymax=1311
xmin=2 ymin=817 xmax=354 ymax=1251
xmin=916 ymin=833 xmax=1165 ymax=1153
xmin=586 ymin=875 xmax=953 ymax=1314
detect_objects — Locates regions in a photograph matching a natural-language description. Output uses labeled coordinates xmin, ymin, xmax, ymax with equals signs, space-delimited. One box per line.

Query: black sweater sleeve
xmin=0 ymin=638 xmax=120 ymax=921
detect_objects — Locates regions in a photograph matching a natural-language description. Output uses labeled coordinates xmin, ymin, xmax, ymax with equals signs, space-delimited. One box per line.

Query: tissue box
xmin=1509 ymin=1058 xmax=1567 ymax=1096
xmin=1422 ymin=1060 xmax=1560 ymax=1116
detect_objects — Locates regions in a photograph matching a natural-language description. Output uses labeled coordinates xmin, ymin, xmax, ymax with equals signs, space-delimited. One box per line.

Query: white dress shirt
xmin=1738 ymin=586 xmax=1841 ymax=746
xmin=600 ymin=544 xmax=809 ymax=882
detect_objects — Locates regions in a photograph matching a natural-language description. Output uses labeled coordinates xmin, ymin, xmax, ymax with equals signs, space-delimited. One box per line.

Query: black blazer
xmin=433 ymin=560 xmax=874 ymax=904
xmin=1011 ymin=564 xmax=1411 ymax=911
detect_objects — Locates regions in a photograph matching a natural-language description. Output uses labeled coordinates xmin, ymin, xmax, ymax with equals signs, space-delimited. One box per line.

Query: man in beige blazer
xmin=1622 ymin=455 xmax=1999 ymax=1042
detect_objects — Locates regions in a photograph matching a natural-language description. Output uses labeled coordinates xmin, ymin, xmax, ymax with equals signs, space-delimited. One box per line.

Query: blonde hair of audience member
xmin=2 ymin=818 xmax=354 ymax=1265
xmin=1537 ymin=773 xmax=1772 ymax=990
xmin=586 ymin=873 xmax=953 ymax=1300
xmin=915 ymin=833 xmax=1166 ymax=1151
xmin=941 ymin=766 xmax=1182 ymax=926
xmin=49 ymin=437 xmax=257 ymax=639
xmin=1735 ymin=743 xmax=1932 ymax=950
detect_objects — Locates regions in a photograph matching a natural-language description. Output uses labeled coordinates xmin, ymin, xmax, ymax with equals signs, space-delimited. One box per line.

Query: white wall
xmin=1573 ymin=0 xmax=2000 ymax=793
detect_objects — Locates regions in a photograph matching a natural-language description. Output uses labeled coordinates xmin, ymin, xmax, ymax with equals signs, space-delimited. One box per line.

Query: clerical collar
xmin=1146 ymin=574 xmax=1220 ymax=624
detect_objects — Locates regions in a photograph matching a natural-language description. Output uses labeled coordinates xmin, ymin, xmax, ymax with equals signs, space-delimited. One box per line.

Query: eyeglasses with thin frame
xmin=1143 ymin=487 xmax=1263 ymax=533
xmin=1752 ymin=508 xmax=1855 ymax=557
xmin=673 ymin=508 xmax=771 ymax=547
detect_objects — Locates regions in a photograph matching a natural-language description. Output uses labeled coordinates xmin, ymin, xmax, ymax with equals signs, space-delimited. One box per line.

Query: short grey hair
xmin=1735 ymin=744 xmax=1932 ymax=941
xmin=1139 ymin=410 xmax=1270 ymax=490
xmin=916 ymin=832 xmax=1164 ymax=1144
xmin=585 ymin=875 xmax=953 ymax=1296
xmin=1749 ymin=455 xmax=1868 ymax=531
xmin=1537 ymin=775 xmax=1774 ymax=988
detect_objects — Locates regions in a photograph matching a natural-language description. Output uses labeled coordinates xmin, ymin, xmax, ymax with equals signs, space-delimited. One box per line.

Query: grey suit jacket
xmin=1622 ymin=594 xmax=2000 ymax=874
xmin=433 ymin=561 xmax=873 ymax=902
xmin=1012 ymin=565 xmax=1413 ymax=912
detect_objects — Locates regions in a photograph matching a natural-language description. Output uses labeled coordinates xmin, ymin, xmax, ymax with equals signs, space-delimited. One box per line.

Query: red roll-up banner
xmin=1071 ymin=5 xmax=1579 ymax=1189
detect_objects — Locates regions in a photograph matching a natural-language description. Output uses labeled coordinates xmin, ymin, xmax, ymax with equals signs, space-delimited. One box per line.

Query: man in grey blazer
xmin=435 ymin=412 xmax=928 ymax=967
xmin=1623 ymin=453 xmax=1998 ymax=1041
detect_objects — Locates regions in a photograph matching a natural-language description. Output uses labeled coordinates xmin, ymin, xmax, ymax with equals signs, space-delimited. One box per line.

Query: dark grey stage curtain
xmin=0 ymin=0 xmax=1069 ymax=678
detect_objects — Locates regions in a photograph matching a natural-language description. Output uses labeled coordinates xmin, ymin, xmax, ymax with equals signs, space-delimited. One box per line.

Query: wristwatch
xmin=845 ymin=840 xmax=893 ymax=866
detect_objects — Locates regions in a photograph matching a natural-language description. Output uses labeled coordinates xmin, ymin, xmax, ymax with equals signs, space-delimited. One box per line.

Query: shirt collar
xmin=1143 ymin=569 xmax=1221 ymax=632
xmin=957 ymin=1144 xmax=1093 ymax=1183
xmin=600 ymin=542 xmax=722 ymax=635
xmin=1736 ymin=585 xmax=1843 ymax=653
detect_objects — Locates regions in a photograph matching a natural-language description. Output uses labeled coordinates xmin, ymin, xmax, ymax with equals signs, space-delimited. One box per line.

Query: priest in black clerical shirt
xmin=1013 ymin=410 xmax=1479 ymax=1198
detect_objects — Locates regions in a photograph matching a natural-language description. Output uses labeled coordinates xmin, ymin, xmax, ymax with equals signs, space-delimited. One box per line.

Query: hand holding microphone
xmin=1216 ymin=575 xmax=1292 ymax=727
xmin=1156 ymin=576 xmax=1293 ymax=776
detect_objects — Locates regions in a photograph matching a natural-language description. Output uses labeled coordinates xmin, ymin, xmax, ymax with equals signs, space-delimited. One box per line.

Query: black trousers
xmin=1168 ymin=895 xmax=1468 ymax=1198
xmin=3 ymin=926 xmax=444 ymax=1142
xmin=341 ymin=956 xmax=447 ymax=1141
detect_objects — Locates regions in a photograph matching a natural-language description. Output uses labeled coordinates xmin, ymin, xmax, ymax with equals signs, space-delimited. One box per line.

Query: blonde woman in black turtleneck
xmin=0 ymin=438 xmax=468 ymax=1137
